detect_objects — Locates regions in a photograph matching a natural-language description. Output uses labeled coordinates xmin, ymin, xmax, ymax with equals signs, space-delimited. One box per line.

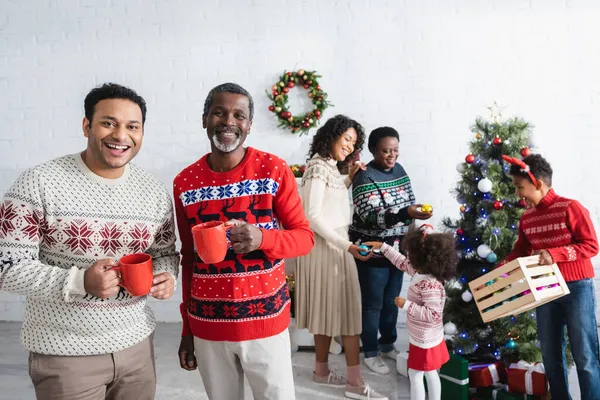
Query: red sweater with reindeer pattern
xmin=173 ymin=147 xmax=314 ymax=341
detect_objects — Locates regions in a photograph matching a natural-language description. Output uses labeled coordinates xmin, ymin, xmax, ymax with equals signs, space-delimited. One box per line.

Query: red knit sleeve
xmin=547 ymin=200 xmax=599 ymax=263
xmin=503 ymin=221 xmax=533 ymax=264
xmin=259 ymin=163 xmax=314 ymax=259
xmin=173 ymin=181 xmax=194 ymax=337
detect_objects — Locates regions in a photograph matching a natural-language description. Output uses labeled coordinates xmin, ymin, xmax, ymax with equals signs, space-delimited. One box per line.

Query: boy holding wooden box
xmin=502 ymin=153 xmax=600 ymax=400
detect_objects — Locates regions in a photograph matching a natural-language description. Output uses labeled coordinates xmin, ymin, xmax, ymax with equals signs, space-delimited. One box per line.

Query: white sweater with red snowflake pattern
xmin=0 ymin=153 xmax=179 ymax=356
xmin=381 ymin=243 xmax=445 ymax=349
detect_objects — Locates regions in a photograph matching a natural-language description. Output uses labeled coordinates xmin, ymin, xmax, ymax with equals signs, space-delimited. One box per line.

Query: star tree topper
xmin=487 ymin=101 xmax=506 ymax=123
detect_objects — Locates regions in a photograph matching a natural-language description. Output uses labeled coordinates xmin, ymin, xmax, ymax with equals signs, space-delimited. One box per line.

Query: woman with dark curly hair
xmin=295 ymin=115 xmax=388 ymax=400
xmin=349 ymin=126 xmax=432 ymax=375
xmin=365 ymin=226 xmax=458 ymax=400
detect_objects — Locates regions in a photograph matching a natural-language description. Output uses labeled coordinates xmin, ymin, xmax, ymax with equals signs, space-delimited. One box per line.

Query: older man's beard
xmin=212 ymin=127 xmax=243 ymax=153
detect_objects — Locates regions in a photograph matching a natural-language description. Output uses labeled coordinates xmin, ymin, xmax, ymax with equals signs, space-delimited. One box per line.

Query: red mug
xmin=192 ymin=221 xmax=231 ymax=264
xmin=109 ymin=253 xmax=153 ymax=296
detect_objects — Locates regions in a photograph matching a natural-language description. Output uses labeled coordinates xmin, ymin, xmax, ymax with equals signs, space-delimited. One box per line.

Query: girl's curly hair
xmin=402 ymin=227 xmax=458 ymax=283
xmin=306 ymin=115 xmax=366 ymax=168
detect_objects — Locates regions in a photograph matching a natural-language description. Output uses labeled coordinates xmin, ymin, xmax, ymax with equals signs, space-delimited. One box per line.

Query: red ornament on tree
xmin=314 ymin=110 xmax=321 ymax=117
xmin=465 ymin=154 xmax=476 ymax=164
xmin=457 ymin=228 xmax=464 ymax=235
xmin=272 ymin=90 xmax=279 ymax=96
xmin=520 ymin=147 xmax=532 ymax=157
xmin=493 ymin=200 xmax=504 ymax=210
xmin=493 ymin=137 xmax=502 ymax=145
xmin=288 ymin=82 xmax=295 ymax=88
xmin=283 ymin=87 xmax=289 ymax=93
xmin=286 ymin=72 xmax=292 ymax=77
xmin=303 ymin=84 xmax=309 ymax=89
xmin=268 ymin=105 xmax=275 ymax=112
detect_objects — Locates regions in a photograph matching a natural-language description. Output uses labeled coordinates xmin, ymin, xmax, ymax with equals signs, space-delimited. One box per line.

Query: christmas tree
xmin=441 ymin=105 xmax=542 ymax=364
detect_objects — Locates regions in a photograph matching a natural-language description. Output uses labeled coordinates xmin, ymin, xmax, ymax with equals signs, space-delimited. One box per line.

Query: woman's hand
xmin=408 ymin=204 xmax=433 ymax=220
xmin=363 ymin=241 xmax=383 ymax=250
xmin=349 ymin=244 xmax=373 ymax=261
xmin=348 ymin=161 xmax=366 ymax=181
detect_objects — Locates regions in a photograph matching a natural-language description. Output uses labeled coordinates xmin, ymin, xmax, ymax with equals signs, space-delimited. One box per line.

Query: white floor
xmin=0 ymin=322 xmax=587 ymax=399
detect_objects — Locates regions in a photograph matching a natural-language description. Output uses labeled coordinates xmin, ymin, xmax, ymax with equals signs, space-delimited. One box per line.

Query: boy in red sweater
xmin=503 ymin=154 xmax=600 ymax=400
xmin=173 ymin=83 xmax=314 ymax=400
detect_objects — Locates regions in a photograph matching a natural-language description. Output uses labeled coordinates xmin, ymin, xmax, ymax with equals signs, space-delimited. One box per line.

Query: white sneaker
xmin=345 ymin=382 xmax=389 ymax=400
xmin=363 ymin=356 xmax=390 ymax=375
xmin=381 ymin=349 xmax=399 ymax=361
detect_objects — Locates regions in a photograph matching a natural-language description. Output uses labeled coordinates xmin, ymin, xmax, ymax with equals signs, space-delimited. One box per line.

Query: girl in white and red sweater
xmin=365 ymin=225 xmax=457 ymax=400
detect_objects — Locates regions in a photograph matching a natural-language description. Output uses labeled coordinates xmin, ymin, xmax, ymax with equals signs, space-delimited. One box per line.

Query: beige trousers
xmin=194 ymin=329 xmax=295 ymax=400
xmin=28 ymin=334 xmax=156 ymax=400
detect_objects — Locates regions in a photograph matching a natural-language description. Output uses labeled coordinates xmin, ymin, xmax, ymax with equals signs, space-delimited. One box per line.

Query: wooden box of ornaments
xmin=468 ymin=256 xmax=570 ymax=323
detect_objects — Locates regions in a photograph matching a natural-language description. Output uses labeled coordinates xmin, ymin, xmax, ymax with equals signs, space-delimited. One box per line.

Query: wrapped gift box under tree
xmin=468 ymin=256 xmax=569 ymax=323
xmin=468 ymin=361 xmax=506 ymax=388
xmin=507 ymin=361 xmax=548 ymax=396
xmin=438 ymin=354 xmax=470 ymax=399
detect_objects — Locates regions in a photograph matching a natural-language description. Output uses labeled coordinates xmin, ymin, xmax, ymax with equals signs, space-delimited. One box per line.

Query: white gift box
xmin=396 ymin=351 xmax=410 ymax=376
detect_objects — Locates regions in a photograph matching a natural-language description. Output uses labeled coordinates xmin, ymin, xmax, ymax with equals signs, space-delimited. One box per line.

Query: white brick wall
xmin=1 ymin=0 xmax=599 ymax=322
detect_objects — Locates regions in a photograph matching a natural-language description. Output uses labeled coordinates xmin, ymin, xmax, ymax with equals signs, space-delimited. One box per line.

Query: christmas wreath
xmin=266 ymin=69 xmax=332 ymax=136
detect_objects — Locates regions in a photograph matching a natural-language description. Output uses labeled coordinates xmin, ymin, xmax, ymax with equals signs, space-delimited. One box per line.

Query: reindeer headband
xmin=501 ymin=155 xmax=538 ymax=186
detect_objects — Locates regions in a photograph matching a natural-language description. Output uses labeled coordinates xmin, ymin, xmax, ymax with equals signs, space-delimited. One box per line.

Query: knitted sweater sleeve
xmin=302 ymin=162 xmax=352 ymax=251
xmin=173 ymin=185 xmax=195 ymax=337
xmin=0 ymin=169 xmax=87 ymax=302
xmin=381 ymin=243 xmax=417 ymax=276
xmin=259 ymin=163 xmax=315 ymax=259
xmin=146 ymin=188 xmax=180 ymax=287
xmin=402 ymin=279 xmax=445 ymax=324
xmin=547 ymin=200 xmax=599 ymax=263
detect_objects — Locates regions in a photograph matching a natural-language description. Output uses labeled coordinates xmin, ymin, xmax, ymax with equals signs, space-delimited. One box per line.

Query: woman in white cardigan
xmin=295 ymin=115 xmax=388 ymax=400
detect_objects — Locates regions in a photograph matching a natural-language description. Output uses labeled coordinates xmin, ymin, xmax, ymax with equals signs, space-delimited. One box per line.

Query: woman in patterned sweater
xmin=349 ymin=127 xmax=432 ymax=375
xmin=295 ymin=115 xmax=388 ymax=400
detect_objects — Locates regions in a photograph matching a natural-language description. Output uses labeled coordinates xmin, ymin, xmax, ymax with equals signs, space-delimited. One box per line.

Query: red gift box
xmin=507 ymin=361 xmax=548 ymax=396
xmin=468 ymin=361 xmax=506 ymax=388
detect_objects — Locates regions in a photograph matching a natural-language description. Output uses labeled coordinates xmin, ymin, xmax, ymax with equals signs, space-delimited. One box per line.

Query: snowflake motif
xmin=201 ymin=304 xmax=216 ymax=317
xmin=183 ymin=190 xmax=198 ymax=205
xmin=154 ymin=219 xmax=173 ymax=246
xmin=223 ymin=304 xmax=239 ymax=318
xmin=237 ymin=180 xmax=253 ymax=195
xmin=63 ymin=219 xmax=94 ymax=255
xmin=272 ymin=294 xmax=284 ymax=310
xmin=217 ymin=184 xmax=234 ymax=199
xmin=247 ymin=302 xmax=267 ymax=316
xmin=98 ymin=223 xmax=123 ymax=256
xmin=256 ymin=179 xmax=270 ymax=194
xmin=270 ymin=181 xmax=279 ymax=194
xmin=189 ymin=301 xmax=197 ymax=314
xmin=21 ymin=211 xmax=39 ymax=241
xmin=128 ymin=224 xmax=151 ymax=253
xmin=198 ymin=187 xmax=212 ymax=201
xmin=39 ymin=219 xmax=57 ymax=249
xmin=0 ymin=201 xmax=18 ymax=239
